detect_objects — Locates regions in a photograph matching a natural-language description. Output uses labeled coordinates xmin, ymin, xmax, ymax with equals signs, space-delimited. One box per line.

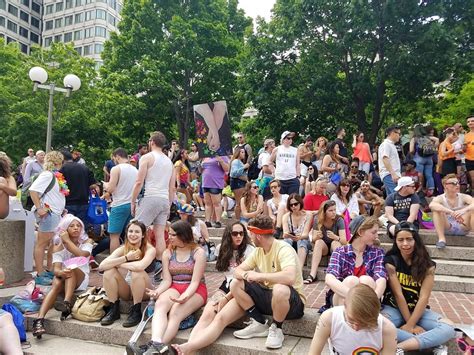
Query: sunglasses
xmin=457 ymin=337 xmax=474 ymax=354
xmin=351 ymin=166 xmax=358 ymax=169
xmin=284 ymin=136 xmax=293 ymax=140
xmin=251 ymin=186 xmax=258 ymax=189
xmin=446 ymin=181 xmax=460 ymax=186
xmin=231 ymin=231 xmax=244 ymax=237
xmin=290 ymin=202 xmax=300 ymax=207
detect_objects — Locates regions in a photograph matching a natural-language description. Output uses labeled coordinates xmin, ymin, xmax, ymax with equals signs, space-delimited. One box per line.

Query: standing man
xmin=132 ymin=144 xmax=148 ymax=169
xmin=334 ymin=128 xmax=350 ymax=173
xmin=464 ymin=116 xmax=474 ymax=195
xmin=298 ymin=136 xmax=313 ymax=193
xmin=131 ymin=131 xmax=175 ymax=277
xmin=231 ymin=215 xmax=305 ymax=350
xmin=258 ymin=138 xmax=276 ymax=203
xmin=270 ymin=131 xmax=301 ymax=195
xmin=234 ymin=133 xmax=253 ymax=165
xmin=60 ymin=150 xmax=99 ymax=223
xmin=429 ymin=174 xmax=474 ymax=249
xmin=103 ymin=148 xmax=138 ymax=252
xmin=379 ymin=125 xmax=402 ymax=195
xmin=23 ymin=150 xmax=45 ymax=185
xmin=168 ymin=139 xmax=180 ymax=161
xmin=385 ymin=176 xmax=420 ymax=238
xmin=22 ymin=148 xmax=36 ymax=176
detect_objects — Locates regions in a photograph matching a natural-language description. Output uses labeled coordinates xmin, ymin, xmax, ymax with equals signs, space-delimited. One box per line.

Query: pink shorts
xmin=170 ymin=282 xmax=208 ymax=304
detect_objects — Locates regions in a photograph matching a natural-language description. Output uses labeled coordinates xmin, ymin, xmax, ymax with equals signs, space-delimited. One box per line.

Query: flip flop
xmin=170 ymin=344 xmax=184 ymax=355
xmin=303 ymin=275 xmax=317 ymax=284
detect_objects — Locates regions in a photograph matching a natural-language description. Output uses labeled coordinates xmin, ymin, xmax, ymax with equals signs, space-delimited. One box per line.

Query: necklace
xmin=52 ymin=170 xmax=70 ymax=196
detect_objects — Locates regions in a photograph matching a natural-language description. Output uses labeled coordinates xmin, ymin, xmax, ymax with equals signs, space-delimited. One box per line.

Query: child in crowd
xmin=33 ymin=214 xmax=93 ymax=337
xmin=99 ymin=221 xmax=156 ymax=327
xmin=382 ymin=221 xmax=455 ymax=354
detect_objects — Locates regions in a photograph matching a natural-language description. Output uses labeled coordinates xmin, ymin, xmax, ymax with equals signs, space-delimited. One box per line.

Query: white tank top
xmin=111 ymin=163 xmax=138 ymax=207
xmin=441 ymin=194 xmax=465 ymax=211
xmin=275 ymin=145 xmax=298 ymax=180
xmin=144 ymin=151 xmax=173 ymax=200
xmin=330 ymin=306 xmax=383 ymax=355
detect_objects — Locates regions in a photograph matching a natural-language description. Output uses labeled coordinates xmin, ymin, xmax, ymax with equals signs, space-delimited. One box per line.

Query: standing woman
xmin=321 ymin=141 xmax=344 ymax=193
xmin=201 ymin=155 xmax=229 ymax=228
xmin=330 ymin=178 xmax=360 ymax=220
xmin=30 ymin=151 xmax=67 ymax=276
xmin=188 ymin=143 xmax=200 ymax=181
xmin=173 ymin=149 xmax=192 ymax=203
xmin=324 ymin=216 xmax=386 ymax=308
xmin=302 ymin=200 xmax=346 ymax=284
xmin=99 ymin=221 xmax=156 ymax=327
xmin=382 ymin=222 xmax=455 ymax=353
xmin=313 ymin=136 xmax=328 ymax=171
xmin=142 ymin=221 xmax=207 ymax=354
xmin=229 ymin=148 xmax=249 ymax=220
xmin=32 ymin=214 xmax=93 ymax=337
xmin=352 ymin=132 xmax=372 ymax=174
xmin=240 ymin=181 xmax=264 ymax=225
xmin=0 ymin=153 xmax=17 ymax=219
xmin=173 ymin=222 xmax=255 ymax=354
xmin=438 ymin=127 xmax=459 ymax=177
xmin=282 ymin=193 xmax=311 ymax=269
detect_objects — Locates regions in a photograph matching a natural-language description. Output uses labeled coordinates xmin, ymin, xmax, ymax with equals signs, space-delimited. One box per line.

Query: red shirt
xmin=303 ymin=193 xmax=329 ymax=211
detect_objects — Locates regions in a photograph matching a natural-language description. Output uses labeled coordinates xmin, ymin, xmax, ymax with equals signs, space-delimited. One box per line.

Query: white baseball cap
xmin=280 ymin=131 xmax=295 ymax=143
xmin=394 ymin=176 xmax=415 ymax=192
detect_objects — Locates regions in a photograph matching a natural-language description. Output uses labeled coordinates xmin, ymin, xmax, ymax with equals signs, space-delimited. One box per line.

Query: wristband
xmin=224 ymin=295 xmax=230 ymax=301
xmin=125 ymin=255 xmax=129 ymax=262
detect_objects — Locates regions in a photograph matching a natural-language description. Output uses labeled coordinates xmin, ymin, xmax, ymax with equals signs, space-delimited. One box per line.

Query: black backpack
xmin=247 ymin=155 xmax=261 ymax=180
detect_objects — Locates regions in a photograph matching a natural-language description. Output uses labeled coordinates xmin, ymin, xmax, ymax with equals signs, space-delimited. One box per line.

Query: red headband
xmin=247 ymin=226 xmax=274 ymax=235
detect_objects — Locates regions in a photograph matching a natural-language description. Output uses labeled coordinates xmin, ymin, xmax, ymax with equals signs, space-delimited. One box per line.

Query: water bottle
xmin=147 ymin=299 xmax=155 ymax=317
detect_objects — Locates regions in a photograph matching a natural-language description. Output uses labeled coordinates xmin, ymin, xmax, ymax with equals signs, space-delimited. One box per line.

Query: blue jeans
xmin=280 ymin=178 xmax=300 ymax=195
xmin=381 ymin=305 xmax=455 ymax=349
xmin=414 ymin=154 xmax=434 ymax=190
xmin=383 ymin=175 xmax=397 ymax=196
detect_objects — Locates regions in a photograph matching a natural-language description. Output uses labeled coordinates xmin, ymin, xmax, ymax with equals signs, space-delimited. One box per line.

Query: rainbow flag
xmin=418 ymin=210 xmax=435 ymax=230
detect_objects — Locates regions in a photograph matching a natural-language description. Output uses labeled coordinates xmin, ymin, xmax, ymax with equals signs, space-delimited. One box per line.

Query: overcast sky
xmin=238 ymin=0 xmax=276 ymax=21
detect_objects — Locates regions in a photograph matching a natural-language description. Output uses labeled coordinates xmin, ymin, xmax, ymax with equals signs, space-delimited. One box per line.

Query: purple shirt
xmin=326 ymin=244 xmax=387 ymax=281
xmin=201 ymin=156 xmax=229 ymax=189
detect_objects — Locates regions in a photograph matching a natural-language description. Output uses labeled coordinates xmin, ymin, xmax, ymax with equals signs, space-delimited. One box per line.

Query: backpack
xmin=1 ymin=303 xmax=27 ymax=342
xmin=20 ymin=172 xmax=55 ymax=209
xmin=247 ymin=155 xmax=261 ymax=180
xmin=417 ymin=137 xmax=437 ymax=157
xmin=71 ymin=287 xmax=110 ymax=322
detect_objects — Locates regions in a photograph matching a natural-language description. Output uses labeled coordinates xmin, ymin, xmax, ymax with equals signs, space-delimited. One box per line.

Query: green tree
xmin=100 ymin=0 xmax=252 ymax=147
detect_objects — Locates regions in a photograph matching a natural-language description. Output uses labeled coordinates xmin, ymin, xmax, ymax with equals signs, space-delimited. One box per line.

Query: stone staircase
xmin=7 ymin=213 xmax=472 ymax=354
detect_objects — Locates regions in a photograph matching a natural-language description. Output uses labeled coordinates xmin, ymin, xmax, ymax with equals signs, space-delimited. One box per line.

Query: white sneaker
xmin=395 ymin=348 xmax=404 ymax=355
xmin=233 ymin=319 xmax=269 ymax=339
xmin=432 ymin=345 xmax=448 ymax=355
xmin=265 ymin=323 xmax=284 ymax=349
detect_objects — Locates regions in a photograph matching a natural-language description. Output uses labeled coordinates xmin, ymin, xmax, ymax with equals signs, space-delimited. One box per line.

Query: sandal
xmin=55 ymin=300 xmax=73 ymax=321
xmin=170 ymin=344 xmax=184 ymax=355
xmin=303 ymin=275 xmax=317 ymax=284
xmin=32 ymin=318 xmax=46 ymax=339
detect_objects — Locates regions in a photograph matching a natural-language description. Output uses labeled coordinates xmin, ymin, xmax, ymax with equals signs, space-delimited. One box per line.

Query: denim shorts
xmin=203 ymin=187 xmax=222 ymax=195
xmin=38 ymin=212 xmax=61 ymax=232
xmin=108 ymin=203 xmax=132 ymax=234
xmin=283 ymin=238 xmax=312 ymax=253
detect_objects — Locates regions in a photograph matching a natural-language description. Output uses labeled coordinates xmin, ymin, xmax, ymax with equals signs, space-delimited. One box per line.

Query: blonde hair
xmin=346 ymin=284 xmax=380 ymax=329
xmin=43 ymin=151 xmax=64 ymax=171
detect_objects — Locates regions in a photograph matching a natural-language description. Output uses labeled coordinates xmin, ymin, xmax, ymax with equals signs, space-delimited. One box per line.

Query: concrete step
xmin=379 ymin=243 xmax=474 ymax=261
xmin=25 ymin=310 xmax=318 ymax=354
xmin=24 ymin=334 xmax=124 ymax=354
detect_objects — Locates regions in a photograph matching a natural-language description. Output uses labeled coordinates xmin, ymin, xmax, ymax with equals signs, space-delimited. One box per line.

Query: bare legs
xmin=109 ymin=233 xmax=120 ymax=253
xmin=0 ymin=312 xmax=23 ymax=355
xmin=34 ymin=231 xmax=54 ymax=274
xmin=307 ymin=240 xmax=329 ymax=279
xmin=233 ymin=188 xmax=244 ymax=220
xmin=153 ymin=224 xmax=166 ymax=260
xmin=332 ymin=275 xmax=376 ymax=306
xmin=102 ymin=268 xmax=131 ymax=302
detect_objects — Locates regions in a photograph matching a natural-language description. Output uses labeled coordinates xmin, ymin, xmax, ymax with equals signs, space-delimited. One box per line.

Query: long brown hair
xmin=316 ymin=200 xmax=337 ymax=231
xmin=169 ymin=220 xmax=198 ymax=250
xmin=242 ymin=181 xmax=258 ymax=211
xmin=0 ymin=154 xmax=12 ymax=178
xmin=346 ymin=284 xmax=380 ymax=329
xmin=216 ymin=221 xmax=251 ymax=272
xmin=123 ymin=221 xmax=148 ymax=260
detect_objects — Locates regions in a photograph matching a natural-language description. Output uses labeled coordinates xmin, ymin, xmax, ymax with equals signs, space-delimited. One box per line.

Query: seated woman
xmin=240 ymin=181 xmax=264 ymax=225
xmin=381 ymin=221 xmax=455 ymax=353
xmin=141 ymin=220 xmax=207 ymax=354
xmin=32 ymin=214 xmax=93 ymax=337
xmin=302 ymin=200 xmax=346 ymax=284
xmin=0 ymin=153 xmax=17 ymax=219
xmin=324 ymin=215 xmax=386 ymax=309
xmin=0 ymin=308 xmax=22 ymax=355
xmin=177 ymin=204 xmax=212 ymax=260
xmin=282 ymin=193 xmax=311 ymax=269
xmin=266 ymin=179 xmax=289 ymax=238
xmin=330 ymin=178 xmax=360 ymax=220
xmin=99 ymin=220 xmax=156 ymax=327
xmin=309 ymin=284 xmax=397 ymax=355
xmin=172 ymin=221 xmax=254 ymax=354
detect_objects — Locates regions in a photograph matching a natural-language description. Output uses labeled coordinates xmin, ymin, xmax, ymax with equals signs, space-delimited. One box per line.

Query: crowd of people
xmin=0 ymin=115 xmax=473 ymax=354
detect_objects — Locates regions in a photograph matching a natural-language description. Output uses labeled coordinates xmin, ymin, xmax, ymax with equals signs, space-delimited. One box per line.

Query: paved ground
xmin=5 ymin=269 xmax=473 ymax=325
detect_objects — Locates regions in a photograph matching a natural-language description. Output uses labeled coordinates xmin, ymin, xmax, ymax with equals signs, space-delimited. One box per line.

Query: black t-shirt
xmin=60 ymin=162 xmax=96 ymax=205
xmin=385 ymin=192 xmax=420 ymax=222
xmin=334 ymin=138 xmax=348 ymax=158
xmin=383 ymin=254 xmax=436 ymax=312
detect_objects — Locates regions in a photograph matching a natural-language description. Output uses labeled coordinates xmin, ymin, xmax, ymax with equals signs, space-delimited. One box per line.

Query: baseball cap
xmin=178 ymin=203 xmax=194 ymax=215
xmin=349 ymin=215 xmax=365 ymax=241
xmin=455 ymin=324 xmax=474 ymax=339
xmin=280 ymin=131 xmax=295 ymax=143
xmin=264 ymin=138 xmax=275 ymax=147
xmin=394 ymin=176 xmax=415 ymax=192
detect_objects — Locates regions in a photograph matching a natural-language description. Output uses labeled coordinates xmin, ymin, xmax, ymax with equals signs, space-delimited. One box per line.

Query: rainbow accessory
xmin=53 ymin=170 xmax=70 ymax=196
xmin=418 ymin=210 xmax=435 ymax=230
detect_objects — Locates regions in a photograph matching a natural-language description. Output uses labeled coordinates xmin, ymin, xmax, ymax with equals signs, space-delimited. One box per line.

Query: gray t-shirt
xmin=312 ymin=215 xmax=345 ymax=245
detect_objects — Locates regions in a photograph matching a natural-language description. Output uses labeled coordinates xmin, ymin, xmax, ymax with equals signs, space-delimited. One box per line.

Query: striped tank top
xmin=169 ymin=248 xmax=205 ymax=284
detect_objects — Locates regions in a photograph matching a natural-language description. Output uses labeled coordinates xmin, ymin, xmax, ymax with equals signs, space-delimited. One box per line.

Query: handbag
xmin=71 ymin=287 xmax=110 ymax=322
xmin=86 ymin=192 xmax=108 ymax=225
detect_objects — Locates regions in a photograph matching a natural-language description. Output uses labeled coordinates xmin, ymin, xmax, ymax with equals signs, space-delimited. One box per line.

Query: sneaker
xmin=432 ymin=345 xmax=448 ymax=355
xmin=265 ymin=323 xmax=284 ymax=349
xmin=153 ymin=260 xmax=163 ymax=283
xmin=233 ymin=319 xmax=269 ymax=339
xmin=143 ymin=342 xmax=169 ymax=355
xmin=213 ymin=221 xmax=222 ymax=228
xmin=436 ymin=240 xmax=446 ymax=249
xmin=89 ymin=256 xmax=99 ymax=269
xmin=205 ymin=221 xmax=212 ymax=228
xmin=395 ymin=348 xmax=404 ymax=355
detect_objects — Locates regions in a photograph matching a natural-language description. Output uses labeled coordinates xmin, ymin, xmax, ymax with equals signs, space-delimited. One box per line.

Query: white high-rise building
xmin=0 ymin=0 xmax=43 ymax=54
xmin=0 ymin=0 xmax=121 ymax=67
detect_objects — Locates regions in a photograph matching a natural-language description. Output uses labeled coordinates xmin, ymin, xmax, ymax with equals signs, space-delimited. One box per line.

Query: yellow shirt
xmin=242 ymin=240 xmax=306 ymax=304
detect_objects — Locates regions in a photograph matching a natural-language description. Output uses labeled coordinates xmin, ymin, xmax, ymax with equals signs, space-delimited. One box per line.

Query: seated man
xmin=356 ymin=180 xmax=385 ymax=217
xmin=347 ymin=157 xmax=368 ymax=192
xmin=385 ymin=176 xmax=420 ymax=238
xmin=429 ymin=174 xmax=474 ymax=249
xmin=231 ymin=215 xmax=305 ymax=350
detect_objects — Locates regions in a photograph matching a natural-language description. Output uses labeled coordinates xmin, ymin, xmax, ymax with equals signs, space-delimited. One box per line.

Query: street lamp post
xmin=28 ymin=67 xmax=81 ymax=152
